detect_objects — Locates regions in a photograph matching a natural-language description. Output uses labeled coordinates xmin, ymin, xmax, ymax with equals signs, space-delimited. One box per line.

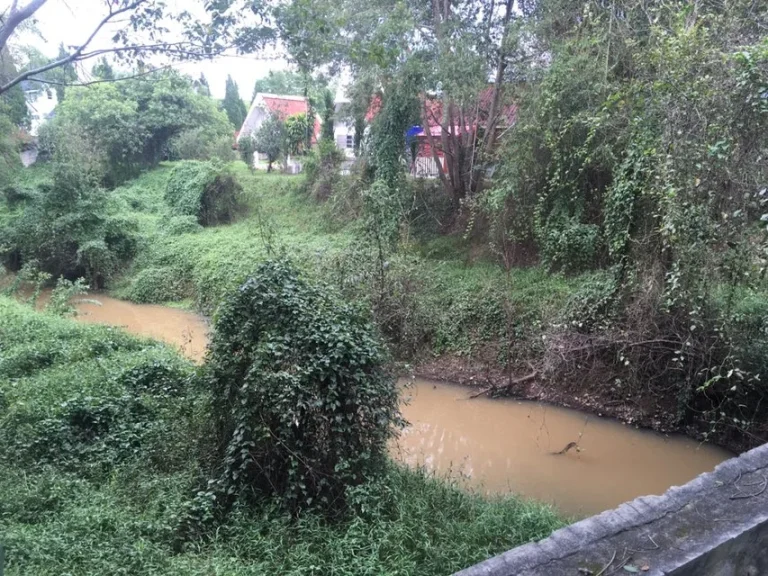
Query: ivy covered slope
xmin=0 ymin=294 xmax=563 ymax=576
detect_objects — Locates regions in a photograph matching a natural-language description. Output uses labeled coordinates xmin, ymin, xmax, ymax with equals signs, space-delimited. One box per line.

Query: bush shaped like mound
xmin=123 ymin=266 xmax=189 ymax=303
xmin=164 ymin=161 xmax=242 ymax=226
xmin=198 ymin=260 xmax=401 ymax=522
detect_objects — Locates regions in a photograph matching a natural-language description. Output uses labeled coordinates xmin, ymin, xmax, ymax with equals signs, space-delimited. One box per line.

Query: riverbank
xmin=5 ymin=161 xmax=766 ymax=454
xmin=30 ymin=289 xmax=727 ymax=516
xmin=0 ymin=295 xmax=564 ymax=575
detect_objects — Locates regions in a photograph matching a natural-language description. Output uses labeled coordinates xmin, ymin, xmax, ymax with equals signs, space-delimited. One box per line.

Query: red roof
xmin=366 ymin=86 xmax=517 ymax=130
xmin=262 ymin=95 xmax=309 ymax=119
xmin=255 ymin=94 xmax=322 ymax=142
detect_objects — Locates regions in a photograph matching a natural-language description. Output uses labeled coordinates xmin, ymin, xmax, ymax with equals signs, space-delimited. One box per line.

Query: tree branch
xmin=0 ymin=0 xmax=48 ymax=55
xmin=0 ymin=0 xmax=147 ymax=96
xmin=26 ymin=64 xmax=173 ymax=88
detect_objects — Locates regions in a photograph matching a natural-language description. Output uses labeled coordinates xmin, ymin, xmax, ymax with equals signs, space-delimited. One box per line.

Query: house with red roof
xmin=237 ymin=93 xmax=322 ymax=171
xmin=337 ymin=87 xmax=516 ymax=178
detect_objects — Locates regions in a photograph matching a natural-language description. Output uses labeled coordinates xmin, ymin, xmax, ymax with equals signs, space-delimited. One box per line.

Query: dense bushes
xmin=168 ymin=128 xmax=236 ymax=163
xmin=43 ymin=70 xmax=233 ymax=186
xmin=0 ymin=297 xmax=195 ymax=479
xmin=165 ymin=161 xmax=243 ymax=226
xmin=0 ymin=135 xmax=138 ymax=287
xmin=468 ymin=0 xmax=768 ymax=445
xmin=303 ymin=139 xmax=344 ymax=200
xmin=186 ymin=260 xmax=400 ymax=528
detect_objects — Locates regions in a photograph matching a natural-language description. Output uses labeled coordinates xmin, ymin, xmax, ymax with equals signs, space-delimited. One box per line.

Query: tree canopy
xmin=222 ymin=75 xmax=248 ymax=129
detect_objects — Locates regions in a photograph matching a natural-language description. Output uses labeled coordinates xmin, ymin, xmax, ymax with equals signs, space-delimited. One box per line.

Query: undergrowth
xmin=105 ymin=161 xmax=575 ymax=362
xmin=0 ymin=296 xmax=563 ymax=575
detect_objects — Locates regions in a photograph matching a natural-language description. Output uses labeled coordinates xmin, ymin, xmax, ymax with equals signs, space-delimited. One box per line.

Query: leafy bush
xmin=253 ymin=113 xmax=285 ymax=172
xmin=0 ymin=138 xmax=138 ymax=286
xmin=284 ymin=112 xmax=309 ymax=155
xmin=163 ymin=215 xmax=203 ymax=236
xmin=164 ymin=160 xmax=243 ymax=226
xmin=169 ymin=128 xmax=236 ymax=162
xmin=124 ymin=266 xmax=190 ymax=303
xmin=46 ymin=277 xmax=89 ymax=317
xmin=188 ymin=260 xmax=401 ymax=527
xmin=237 ymin=134 xmax=256 ymax=168
xmin=304 ymin=139 xmax=345 ymax=200
xmin=541 ymin=219 xmax=600 ymax=274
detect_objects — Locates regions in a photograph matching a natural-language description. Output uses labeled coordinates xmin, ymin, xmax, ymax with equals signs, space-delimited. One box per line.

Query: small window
xmin=346 ymin=134 xmax=354 ymax=148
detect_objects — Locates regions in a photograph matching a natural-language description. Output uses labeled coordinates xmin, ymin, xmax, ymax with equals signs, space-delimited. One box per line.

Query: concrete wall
xmin=454 ymin=443 xmax=768 ymax=576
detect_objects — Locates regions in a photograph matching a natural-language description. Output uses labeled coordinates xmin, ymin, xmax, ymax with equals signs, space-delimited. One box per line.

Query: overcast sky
xmin=12 ymin=0 xmax=293 ymax=101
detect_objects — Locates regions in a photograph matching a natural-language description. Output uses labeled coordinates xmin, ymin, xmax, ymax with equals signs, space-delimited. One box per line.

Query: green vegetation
xmin=164 ymin=160 xmax=243 ymax=226
xmin=2 ymin=0 xmax=768 ymax=571
xmin=222 ymin=75 xmax=248 ymax=129
xmin=0 ymin=294 xmax=562 ymax=576
xmin=253 ymin=113 xmax=286 ymax=172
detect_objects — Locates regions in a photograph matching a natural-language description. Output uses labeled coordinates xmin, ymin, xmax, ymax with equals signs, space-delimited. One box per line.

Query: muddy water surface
xmin=70 ymin=295 xmax=209 ymax=361
xmin=396 ymin=380 xmax=729 ymax=516
xmin=65 ymin=294 xmax=729 ymax=517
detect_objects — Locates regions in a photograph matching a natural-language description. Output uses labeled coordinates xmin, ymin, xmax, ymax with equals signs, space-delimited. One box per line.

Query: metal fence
xmin=411 ymin=156 xmax=443 ymax=179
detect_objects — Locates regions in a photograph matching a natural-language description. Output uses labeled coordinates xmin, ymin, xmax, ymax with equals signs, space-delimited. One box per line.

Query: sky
xmin=10 ymin=0 xmax=293 ymax=101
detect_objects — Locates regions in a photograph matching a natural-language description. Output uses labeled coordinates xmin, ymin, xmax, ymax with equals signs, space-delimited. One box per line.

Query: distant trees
xmin=222 ymin=75 xmax=247 ymax=129
xmin=91 ymin=57 xmax=115 ymax=81
xmin=43 ymin=70 xmax=232 ymax=185
xmin=252 ymin=71 xmax=306 ymax=100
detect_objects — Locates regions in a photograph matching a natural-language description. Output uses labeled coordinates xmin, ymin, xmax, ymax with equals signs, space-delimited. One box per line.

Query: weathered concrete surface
xmin=454 ymin=443 xmax=768 ymax=576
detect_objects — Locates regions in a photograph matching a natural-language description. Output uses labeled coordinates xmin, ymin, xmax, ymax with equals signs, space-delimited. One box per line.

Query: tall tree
xmin=49 ymin=43 xmax=78 ymax=101
xmin=321 ymin=88 xmax=334 ymax=141
xmin=196 ymin=73 xmax=211 ymax=97
xmin=0 ymin=46 xmax=30 ymax=129
xmin=254 ymin=113 xmax=285 ymax=172
xmin=222 ymin=75 xmax=247 ymax=129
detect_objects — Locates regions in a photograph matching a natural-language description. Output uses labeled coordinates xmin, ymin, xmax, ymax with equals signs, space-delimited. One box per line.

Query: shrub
xmin=253 ymin=113 xmax=285 ymax=172
xmin=237 ymin=134 xmax=256 ymax=168
xmin=164 ymin=160 xmax=243 ymax=226
xmin=541 ymin=219 xmax=600 ymax=274
xmin=163 ymin=215 xmax=203 ymax=236
xmin=169 ymin=129 xmax=236 ymax=162
xmin=304 ymin=139 xmax=344 ymax=201
xmin=124 ymin=266 xmax=190 ymax=303
xmin=186 ymin=260 xmax=401 ymax=530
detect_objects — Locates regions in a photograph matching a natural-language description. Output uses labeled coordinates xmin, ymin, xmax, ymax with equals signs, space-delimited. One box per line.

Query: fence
xmin=411 ymin=156 xmax=443 ymax=179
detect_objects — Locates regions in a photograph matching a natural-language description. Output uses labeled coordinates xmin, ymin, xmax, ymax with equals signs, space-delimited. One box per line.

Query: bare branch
xmin=0 ymin=0 xmax=148 ymax=95
xmin=26 ymin=64 xmax=173 ymax=88
xmin=0 ymin=0 xmax=49 ymax=54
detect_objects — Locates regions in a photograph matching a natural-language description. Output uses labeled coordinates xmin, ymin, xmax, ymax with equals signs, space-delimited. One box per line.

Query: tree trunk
xmin=473 ymin=0 xmax=515 ymax=196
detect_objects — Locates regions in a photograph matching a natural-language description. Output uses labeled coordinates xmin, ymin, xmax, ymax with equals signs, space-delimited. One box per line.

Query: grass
xmin=7 ymin=160 xmax=581 ymax=361
xmin=93 ymin=161 xmax=583 ymax=360
xmin=0 ymin=295 xmax=564 ymax=575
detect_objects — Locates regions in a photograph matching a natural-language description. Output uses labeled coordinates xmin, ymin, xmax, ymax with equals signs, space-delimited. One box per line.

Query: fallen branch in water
xmin=467 ymin=371 xmax=538 ymax=399
xmin=550 ymin=441 xmax=579 ymax=455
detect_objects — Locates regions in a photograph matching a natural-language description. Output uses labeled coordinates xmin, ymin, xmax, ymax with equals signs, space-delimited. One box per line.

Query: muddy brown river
xmin=65 ymin=294 xmax=729 ymax=517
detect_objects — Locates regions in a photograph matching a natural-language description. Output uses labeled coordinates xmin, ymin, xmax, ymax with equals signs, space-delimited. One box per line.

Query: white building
xmin=332 ymin=96 xmax=356 ymax=159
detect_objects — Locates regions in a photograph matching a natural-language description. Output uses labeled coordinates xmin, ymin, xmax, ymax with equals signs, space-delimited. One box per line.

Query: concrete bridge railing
xmin=454 ymin=443 xmax=768 ymax=576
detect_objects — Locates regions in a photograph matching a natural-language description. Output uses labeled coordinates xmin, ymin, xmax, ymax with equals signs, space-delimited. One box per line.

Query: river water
xmin=65 ymin=294 xmax=729 ymax=517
